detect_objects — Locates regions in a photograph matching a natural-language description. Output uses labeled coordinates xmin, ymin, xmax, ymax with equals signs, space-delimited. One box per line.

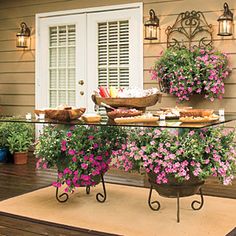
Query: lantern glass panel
xmin=218 ymin=19 xmax=233 ymax=36
xmin=145 ymin=25 xmax=158 ymax=40
xmin=16 ymin=35 xmax=29 ymax=48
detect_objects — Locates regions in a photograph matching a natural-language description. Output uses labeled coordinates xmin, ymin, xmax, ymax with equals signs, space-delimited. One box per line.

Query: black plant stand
xmin=55 ymin=174 xmax=107 ymax=203
xmin=148 ymin=182 xmax=204 ymax=223
xmin=56 ymin=187 xmax=69 ymax=203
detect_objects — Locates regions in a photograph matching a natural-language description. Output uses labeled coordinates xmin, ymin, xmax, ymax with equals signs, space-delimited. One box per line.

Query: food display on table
xmin=34 ymin=105 xmax=86 ymax=121
xmin=179 ymin=109 xmax=219 ymax=123
xmin=114 ymin=113 xmax=159 ymax=124
xmin=81 ymin=114 xmax=102 ymax=123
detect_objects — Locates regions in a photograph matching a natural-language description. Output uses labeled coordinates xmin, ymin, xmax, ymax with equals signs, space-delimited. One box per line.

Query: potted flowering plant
xmin=35 ymin=125 xmax=126 ymax=193
xmin=113 ymin=126 xmax=236 ymax=196
xmin=151 ymin=47 xmax=230 ymax=102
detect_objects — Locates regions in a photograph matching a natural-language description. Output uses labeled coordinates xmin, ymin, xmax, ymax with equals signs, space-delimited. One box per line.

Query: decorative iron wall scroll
xmin=166 ymin=11 xmax=213 ymax=49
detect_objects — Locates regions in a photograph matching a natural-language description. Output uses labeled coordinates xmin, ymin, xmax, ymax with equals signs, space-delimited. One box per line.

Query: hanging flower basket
xmin=151 ymin=47 xmax=231 ymax=102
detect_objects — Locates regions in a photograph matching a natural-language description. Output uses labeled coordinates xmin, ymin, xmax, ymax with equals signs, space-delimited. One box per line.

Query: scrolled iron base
xmin=86 ymin=186 xmax=91 ymax=195
xmin=96 ymin=174 xmax=107 ymax=203
xmin=148 ymin=183 xmax=204 ymax=223
xmin=56 ymin=187 xmax=69 ymax=203
xmin=55 ymin=174 xmax=107 ymax=203
xmin=191 ymin=188 xmax=204 ymax=210
xmin=148 ymin=185 xmax=161 ymax=211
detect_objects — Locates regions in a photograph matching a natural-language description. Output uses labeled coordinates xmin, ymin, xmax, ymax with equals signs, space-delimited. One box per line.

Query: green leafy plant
xmin=5 ymin=123 xmax=34 ymax=154
xmin=7 ymin=131 xmax=33 ymax=154
xmin=0 ymin=123 xmax=10 ymax=147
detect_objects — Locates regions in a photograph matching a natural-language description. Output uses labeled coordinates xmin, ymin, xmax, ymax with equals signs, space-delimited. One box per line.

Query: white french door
xmin=36 ymin=14 xmax=86 ymax=109
xmin=36 ymin=4 xmax=143 ymax=112
xmin=87 ymin=8 xmax=142 ymax=112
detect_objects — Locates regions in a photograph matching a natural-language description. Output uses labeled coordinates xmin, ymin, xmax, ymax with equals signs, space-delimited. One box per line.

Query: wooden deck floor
xmin=0 ymin=153 xmax=56 ymax=201
xmin=0 ymin=212 xmax=116 ymax=236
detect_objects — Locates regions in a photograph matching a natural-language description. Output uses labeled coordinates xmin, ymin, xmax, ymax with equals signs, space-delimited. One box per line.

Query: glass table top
xmin=0 ymin=115 xmax=235 ymax=129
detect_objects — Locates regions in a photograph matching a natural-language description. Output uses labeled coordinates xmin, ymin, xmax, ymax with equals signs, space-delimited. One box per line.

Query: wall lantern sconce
xmin=217 ymin=2 xmax=234 ymax=36
xmin=16 ymin=22 xmax=31 ymax=48
xmin=144 ymin=9 xmax=159 ymax=40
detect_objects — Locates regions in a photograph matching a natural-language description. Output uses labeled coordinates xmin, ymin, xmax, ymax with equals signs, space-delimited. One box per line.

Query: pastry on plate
xmin=179 ymin=114 xmax=219 ymax=123
xmin=107 ymin=108 xmax=143 ymax=119
xmin=180 ymin=109 xmax=214 ymax=118
xmin=114 ymin=114 xmax=159 ymax=124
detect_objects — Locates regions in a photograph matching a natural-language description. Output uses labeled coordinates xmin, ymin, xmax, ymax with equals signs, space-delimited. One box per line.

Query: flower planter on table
xmin=148 ymin=172 xmax=205 ymax=223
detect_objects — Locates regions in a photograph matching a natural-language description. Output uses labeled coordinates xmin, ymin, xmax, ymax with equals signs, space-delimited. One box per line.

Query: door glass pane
xmin=58 ymin=47 xmax=66 ymax=67
xmin=68 ymin=25 xmax=76 ymax=46
xmin=49 ymin=90 xmax=57 ymax=107
xmin=58 ymin=69 xmax=66 ymax=89
xmin=49 ymin=69 xmax=57 ymax=89
xmin=49 ymin=27 xmax=57 ymax=47
xmin=68 ymin=91 xmax=76 ymax=106
xmin=68 ymin=69 xmax=75 ymax=89
xmin=58 ymin=26 xmax=67 ymax=46
xmin=68 ymin=47 xmax=75 ymax=67
xmin=49 ymin=48 xmax=57 ymax=67
xmin=59 ymin=90 xmax=66 ymax=104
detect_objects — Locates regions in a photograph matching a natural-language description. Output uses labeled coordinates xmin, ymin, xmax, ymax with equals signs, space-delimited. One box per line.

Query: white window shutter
xmin=97 ymin=20 xmax=129 ymax=89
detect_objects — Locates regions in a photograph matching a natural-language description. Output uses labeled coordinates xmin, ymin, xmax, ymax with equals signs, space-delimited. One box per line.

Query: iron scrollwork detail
xmin=166 ymin=10 xmax=213 ymax=49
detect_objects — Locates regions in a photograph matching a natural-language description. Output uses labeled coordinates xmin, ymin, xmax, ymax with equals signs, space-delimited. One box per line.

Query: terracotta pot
xmin=14 ymin=152 xmax=28 ymax=165
xmin=148 ymin=172 xmax=204 ymax=198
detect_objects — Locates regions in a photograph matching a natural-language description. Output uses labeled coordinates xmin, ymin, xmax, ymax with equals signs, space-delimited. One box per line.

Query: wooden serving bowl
xmin=44 ymin=108 xmax=86 ymax=121
xmin=91 ymin=93 xmax=162 ymax=109
xmin=34 ymin=109 xmax=46 ymax=115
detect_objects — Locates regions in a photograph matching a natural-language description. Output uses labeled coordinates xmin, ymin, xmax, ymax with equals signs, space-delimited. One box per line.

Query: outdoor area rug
xmin=0 ymin=183 xmax=235 ymax=236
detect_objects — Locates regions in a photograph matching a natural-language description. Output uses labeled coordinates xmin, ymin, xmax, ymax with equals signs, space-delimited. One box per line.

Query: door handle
xmin=80 ymin=91 xmax=84 ymax=96
xmin=78 ymin=80 xmax=84 ymax=85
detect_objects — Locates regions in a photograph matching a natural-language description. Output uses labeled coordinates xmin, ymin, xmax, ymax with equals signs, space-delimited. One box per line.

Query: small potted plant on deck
xmin=7 ymin=123 xmax=34 ymax=165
